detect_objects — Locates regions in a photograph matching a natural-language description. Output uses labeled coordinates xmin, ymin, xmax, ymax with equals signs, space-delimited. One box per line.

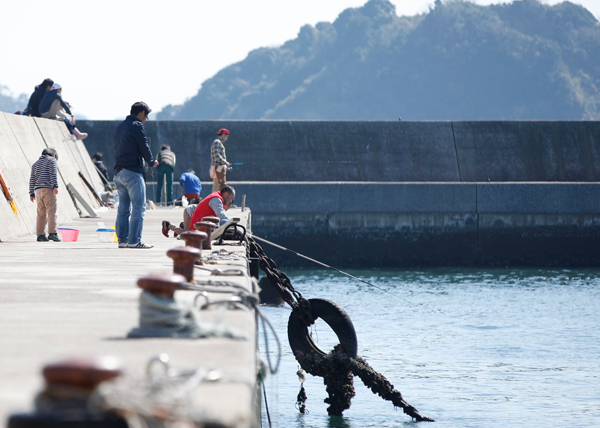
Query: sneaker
xmin=37 ymin=235 xmax=49 ymax=242
xmin=162 ymin=220 xmax=170 ymax=238
xmin=131 ymin=242 xmax=154 ymax=249
xmin=48 ymin=233 xmax=62 ymax=242
xmin=118 ymin=242 xmax=129 ymax=248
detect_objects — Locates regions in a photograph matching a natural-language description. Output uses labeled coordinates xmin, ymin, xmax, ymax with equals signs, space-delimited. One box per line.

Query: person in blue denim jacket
xmin=113 ymin=101 xmax=158 ymax=248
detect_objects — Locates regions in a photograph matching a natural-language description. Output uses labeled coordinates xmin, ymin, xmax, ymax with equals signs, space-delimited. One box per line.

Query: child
xmin=29 ymin=148 xmax=61 ymax=242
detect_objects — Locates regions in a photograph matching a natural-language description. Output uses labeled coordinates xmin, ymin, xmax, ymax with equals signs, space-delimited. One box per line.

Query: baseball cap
xmin=217 ymin=128 xmax=230 ymax=135
xmin=52 ymin=83 xmax=62 ymax=90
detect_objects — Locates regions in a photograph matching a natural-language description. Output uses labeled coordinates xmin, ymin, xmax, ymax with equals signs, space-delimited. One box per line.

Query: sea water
xmin=258 ymin=268 xmax=600 ymax=427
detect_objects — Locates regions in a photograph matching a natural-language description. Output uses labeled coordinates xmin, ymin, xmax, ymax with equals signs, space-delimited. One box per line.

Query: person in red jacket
xmin=190 ymin=185 xmax=235 ymax=228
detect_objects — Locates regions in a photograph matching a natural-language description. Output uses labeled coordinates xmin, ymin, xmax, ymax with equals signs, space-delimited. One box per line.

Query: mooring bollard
xmin=167 ymin=247 xmax=202 ymax=282
xmin=7 ymin=356 xmax=128 ymax=428
xmin=179 ymin=231 xmax=208 ymax=266
xmin=201 ymin=216 xmax=220 ymax=226
xmin=137 ymin=272 xmax=189 ymax=298
xmin=194 ymin=221 xmax=217 ymax=250
xmin=43 ymin=355 xmax=123 ymax=392
xmin=179 ymin=230 xmax=208 ymax=250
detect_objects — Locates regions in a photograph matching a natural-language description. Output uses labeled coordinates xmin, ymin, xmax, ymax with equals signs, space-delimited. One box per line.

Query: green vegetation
xmin=158 ymin=0 xmax=600 ymax=120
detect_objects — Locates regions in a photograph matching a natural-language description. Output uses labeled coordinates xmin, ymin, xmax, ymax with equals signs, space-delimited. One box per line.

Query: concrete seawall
xmin=80 ymin=120 xmax=600 ymax=182
xmin=232 ymin=182 xmax=600 ymax=267
xmin=4 ymin=116 xmax=600 ymax=266
xmin=0 ymin=112 xmax=104 ymax=241
xmin=77 ymin=119 xmax=600 ymax=267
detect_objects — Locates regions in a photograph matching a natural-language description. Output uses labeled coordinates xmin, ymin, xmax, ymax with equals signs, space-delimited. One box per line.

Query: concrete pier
xmin=0 ymin=207 xmax=260 ymax=427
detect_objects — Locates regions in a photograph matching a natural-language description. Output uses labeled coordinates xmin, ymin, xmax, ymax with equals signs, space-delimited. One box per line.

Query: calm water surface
xmin=258 ymin=268 xmax=600 ymax=428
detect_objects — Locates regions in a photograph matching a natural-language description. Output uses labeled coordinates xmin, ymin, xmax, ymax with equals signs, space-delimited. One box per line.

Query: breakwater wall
xmin=80 ymin=120 xmax=600 ymax=182
xmin=234 ymin=182 xmax=600 ymax=267
xmin=78 ymin=119 xmax=600 ymax=267
xmin=0 ymin=112 xmax=104 ymax=241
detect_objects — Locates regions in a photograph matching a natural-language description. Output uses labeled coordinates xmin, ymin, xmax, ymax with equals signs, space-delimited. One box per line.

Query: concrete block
xmin=231 ymin=182 xmax=476 ymax=214
xmin=454 ymin=121 xmax=600 ymax=181
xmin=0 ymin=114 xmax=37 ymax=240
xmin=477 ymin=183 xmax=600 ymax=214
xmin=55 ymin=121 xmax=105 ymax=195
xmin=82 ymin=120 xmax=460 ymax=183
xmin=34 ymin=118 xmax=98 ymax=215
xmin=2 ymin=114 xmax=77 ymax=236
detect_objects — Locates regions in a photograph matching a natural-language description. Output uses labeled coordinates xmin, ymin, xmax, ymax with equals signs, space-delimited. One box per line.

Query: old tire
xmin=288 ymin=298 xmax=358 ymax=358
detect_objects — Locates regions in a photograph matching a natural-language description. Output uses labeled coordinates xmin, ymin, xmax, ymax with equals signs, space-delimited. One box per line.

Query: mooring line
xmin=251 ymin=235 xmax=400 ymax=298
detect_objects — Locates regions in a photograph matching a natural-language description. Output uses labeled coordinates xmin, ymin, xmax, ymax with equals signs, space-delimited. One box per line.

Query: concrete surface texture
xmin=232 ymin=181 xmax=600 ymax=267
xmin=0 ymin=112 xmax=104 ymax=241
xmin=0 ymin=206 xmax=260 ymax=428
xmin=80 ymin=119 xmax=600 ymax=183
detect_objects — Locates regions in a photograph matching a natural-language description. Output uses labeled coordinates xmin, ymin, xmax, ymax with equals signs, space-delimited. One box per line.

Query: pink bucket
xmin=58 ymin=228 xmax=80 ymax=242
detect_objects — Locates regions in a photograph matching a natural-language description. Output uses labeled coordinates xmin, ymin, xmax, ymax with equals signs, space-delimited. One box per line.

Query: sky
xmin=1 ymin=0 xmax=598 ymax=120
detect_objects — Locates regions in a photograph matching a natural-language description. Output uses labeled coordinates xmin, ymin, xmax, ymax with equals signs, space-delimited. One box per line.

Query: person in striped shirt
xmin=29 ymin=148 xmax=61 ymax=242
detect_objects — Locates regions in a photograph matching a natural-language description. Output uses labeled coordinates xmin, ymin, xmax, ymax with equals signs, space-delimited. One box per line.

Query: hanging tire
xmin=288 ymin=298 xmax=358 ymax=358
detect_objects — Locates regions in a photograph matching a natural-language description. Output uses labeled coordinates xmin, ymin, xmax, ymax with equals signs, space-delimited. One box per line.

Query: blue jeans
xmin=114 ymin=169 xmax=146 ymax=245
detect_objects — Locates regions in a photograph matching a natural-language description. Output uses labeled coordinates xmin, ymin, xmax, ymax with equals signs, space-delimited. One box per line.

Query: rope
xmin=89 ymin=357 xmax=243 ymax=428
xmin=127 ymin=291 xmax=247 ymax=340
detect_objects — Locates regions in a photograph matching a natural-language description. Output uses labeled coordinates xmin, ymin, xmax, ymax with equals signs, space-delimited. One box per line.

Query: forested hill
xmin=158 ymin=0 xmax=600 ymax=121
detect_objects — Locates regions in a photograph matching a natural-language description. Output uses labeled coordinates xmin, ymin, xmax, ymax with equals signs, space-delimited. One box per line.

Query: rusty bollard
xmin=179 ymin=231 xmax=208 ymax=266
xmin=6 ymin=356 xmax=127 ymax=428
xmin=179 ymin=230 xmax=208 ymax=250
xmin=43 ymin=355 xmax=123 ymax=392
xmin=137 ymin=272 xmax=188 ymax=299
xmin=194 ymin=221 xmax=217 ymax=250
xmin=202 ymin=216 xmax=220 ymax=226
xmin=167 ymin=247 xmax=201 ymax=282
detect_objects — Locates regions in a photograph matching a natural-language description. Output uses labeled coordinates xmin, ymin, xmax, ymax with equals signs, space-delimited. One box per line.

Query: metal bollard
xmin=194 ymin=221 xmax=217 ymax=250
xmin=43 ymin=356 xmax=123 ymax=392
xmin=7 ymin=356 xmax=127 ymax=428
xmin=167 ymin=247 xmax=202 ymax=282
xmin=179 ymin=230 xmax=208 ymax=250
xmin=137 ymin=272 xmax=189 ymax=298
xmin=201 ymin=216 xmax=220 ymax=226
xmin=179 ymin=231 xmax=208 ymax=266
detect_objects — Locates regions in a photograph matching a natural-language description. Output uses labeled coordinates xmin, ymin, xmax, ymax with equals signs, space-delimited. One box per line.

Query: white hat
xmin=52 ymin=83 xmax=62 ymax=90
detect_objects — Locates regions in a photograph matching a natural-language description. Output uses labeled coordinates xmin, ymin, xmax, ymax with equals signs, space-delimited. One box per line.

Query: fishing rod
xmin=251 ymin=234 xmax=398 ymax=297
xmin=232 ymin=161 xmax=357 ymax=166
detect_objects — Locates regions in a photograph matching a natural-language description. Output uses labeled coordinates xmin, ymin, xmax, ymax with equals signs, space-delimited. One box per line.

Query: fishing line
xmin=251 ymin=235 xmax=404 ymax=299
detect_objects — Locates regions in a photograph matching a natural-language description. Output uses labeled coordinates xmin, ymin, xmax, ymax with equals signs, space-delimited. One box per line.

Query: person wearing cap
xmin=210 ymin=128 xmax=231 ymax=192
xmin=113 ymin=101 xmax=158 ymax=249
xmin=39 ymin=83 xmax=88 ymax=140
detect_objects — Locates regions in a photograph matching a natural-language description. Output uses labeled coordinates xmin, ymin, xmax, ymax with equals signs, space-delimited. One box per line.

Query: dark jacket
xmin=24 ymin=85 xmax=47 ymax=117
xmin=113 ymin=115 xmax=155 ymax=175
xmin=94 ymin=160 xmax=110 ymax=183
xmin=39 ymin=90 xmax=72 ymax=116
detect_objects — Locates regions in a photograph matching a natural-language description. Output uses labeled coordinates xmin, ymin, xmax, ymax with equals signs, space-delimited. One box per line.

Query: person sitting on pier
xmin=179 ymin=169 xmax=202 ymax=204
xmin=190 ymin=185 xmax=235 ymax=227
xmin=23 ymin=78 xmax=53 ymax=117
xmin=39 ymin=83 xmax=88 ymax=140
xmin=161 ymin=203 xmax=198 ymax=238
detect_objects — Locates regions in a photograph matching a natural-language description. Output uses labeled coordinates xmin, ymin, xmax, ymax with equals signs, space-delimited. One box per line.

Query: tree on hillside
xmin=158 ymin=0 xmax=600 ymax=120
